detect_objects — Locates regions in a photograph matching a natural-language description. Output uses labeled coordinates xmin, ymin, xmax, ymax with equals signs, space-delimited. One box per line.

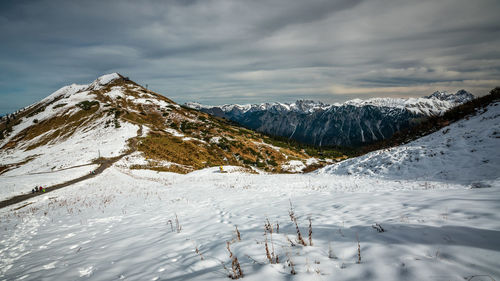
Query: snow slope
xmin=0 ymin=74 xmax=146 ymax=179
xmin=319 ymin=102 xmax=500 ymax=185
xmin=0 ymin=165 xmax=98 ymax=201
xmin=1 ymin=167 xmax=499 ymax=280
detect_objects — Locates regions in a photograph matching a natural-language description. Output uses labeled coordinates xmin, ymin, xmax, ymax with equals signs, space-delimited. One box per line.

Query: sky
xmin=1 ymin=0 xmax=500 ymax=114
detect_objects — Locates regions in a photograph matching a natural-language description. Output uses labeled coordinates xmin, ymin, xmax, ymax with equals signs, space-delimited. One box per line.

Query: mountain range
xmin=186 ymin=90 xmax=474 ymax=147
xmin=0 ymin=73 xmax=332 ymax=177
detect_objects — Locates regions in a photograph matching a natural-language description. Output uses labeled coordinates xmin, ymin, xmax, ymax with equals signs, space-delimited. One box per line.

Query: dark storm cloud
xmin=1 ymin=0 xmax=500 ymax=114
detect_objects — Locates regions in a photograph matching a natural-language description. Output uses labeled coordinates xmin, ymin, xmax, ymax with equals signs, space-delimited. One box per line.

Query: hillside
xmin=187 ymin=90 xmax=474 ymax=147
xmin=0 ymin=74 xmax=332 ymax=181
xmin=319 ymin=90 xmax=500 ymax=185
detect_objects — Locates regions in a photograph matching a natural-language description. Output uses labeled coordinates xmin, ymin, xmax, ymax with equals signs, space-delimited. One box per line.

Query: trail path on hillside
xmin=0 ymin=163 xmax=97 ymax=177
xmin=0 ymin=125 xmax=143 ymax=209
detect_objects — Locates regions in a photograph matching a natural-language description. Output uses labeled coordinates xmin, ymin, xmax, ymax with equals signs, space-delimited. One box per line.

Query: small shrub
xmin=242 ymin=158 xmax=253 ymax=165
xmin=218 ymin=141 xmax=230 ymax=150
xmin=267 ymin=159 xmax=278 ymax=166
xmin=247 ymin=147 xmax=258 ymax=155
xmin=27 ymin=106 xmax=46 ymax=117
xmin=256 ymin=161 xmax=266 ymax=168
xmin=76 ymin=100 xmax=99 ymax=111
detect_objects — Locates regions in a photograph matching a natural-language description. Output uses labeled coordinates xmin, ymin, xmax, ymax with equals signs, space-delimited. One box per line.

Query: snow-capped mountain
xmin=186 ymin=90 xmax=474 ymax=147
xmin=0 ymin=74 xmax=330 ymax=186
xmin=424 ymin=89 xmax=474 ymax=103
xmin=319 ymin=98 xmax=500 ymax=185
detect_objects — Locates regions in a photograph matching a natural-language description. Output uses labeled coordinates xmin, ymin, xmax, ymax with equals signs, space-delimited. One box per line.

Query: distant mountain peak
xmin=425 ymin=89 xmax=474 ymax=103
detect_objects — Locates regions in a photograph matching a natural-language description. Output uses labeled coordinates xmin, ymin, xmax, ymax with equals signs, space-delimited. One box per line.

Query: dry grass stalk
xmin=372 ymin=223 xmax=384 ymax=233
xmin=356 ymin=234 xmax=361 ymax=264
xmin=235 ymin=226 xmax=241 ymax=241
xmin=167 ymin=220 xmax=174 ymax=232
xmin=264 ymin=219 xmax=279 ymax=264
xmin=328 ymin=242 xmax=337 ymax=259
xmin=288 ymin=204 xmax=307 ymax=246
xmin=308 ymin=217 xmax=313 ymax=246
xmin=227 ymin=241 xmax=233 ymax=258
xmin=195 ymin=246 xmax=204 ymax=260
xmin=231 ymin=256 xmax=244 ymax=279
xmin=226 ymin=242 xmax=243 ymax=279
xmin=264 ymin=235 xmax=272 ymax=263
xmin=286 ymin=235 xmax=296 ymax=247
xmin=175 ymin=213 xmax=182 ymax=233
xmin=286 ymin=251 xmax=296 ymax=275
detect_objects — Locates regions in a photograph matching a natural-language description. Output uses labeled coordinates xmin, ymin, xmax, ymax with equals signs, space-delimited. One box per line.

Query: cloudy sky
xmin=1 ymin=0 xmax=499 ymax=114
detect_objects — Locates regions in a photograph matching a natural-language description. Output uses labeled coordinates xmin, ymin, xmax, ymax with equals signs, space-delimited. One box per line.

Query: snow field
xmin=320 ymin=102 xmax=500 ymax=185
xmin=0 ymin=117 xmax=138 ymax=175
xmin=1 ymin=167 xmax=499 ymax=280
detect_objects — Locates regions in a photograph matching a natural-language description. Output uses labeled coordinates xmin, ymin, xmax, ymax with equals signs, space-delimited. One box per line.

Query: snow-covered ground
xmin=0 ymin=78 xmax=498 ymax=280
xmin=1 ymin=166 xmax=499 ymax=281
xmin=320 ymin=102 xmax=500 ymax=185
xmin=0 ymin=165 xmax=98 ymax=201
xmin=0 ymin=119 xmax=138 ymax=174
